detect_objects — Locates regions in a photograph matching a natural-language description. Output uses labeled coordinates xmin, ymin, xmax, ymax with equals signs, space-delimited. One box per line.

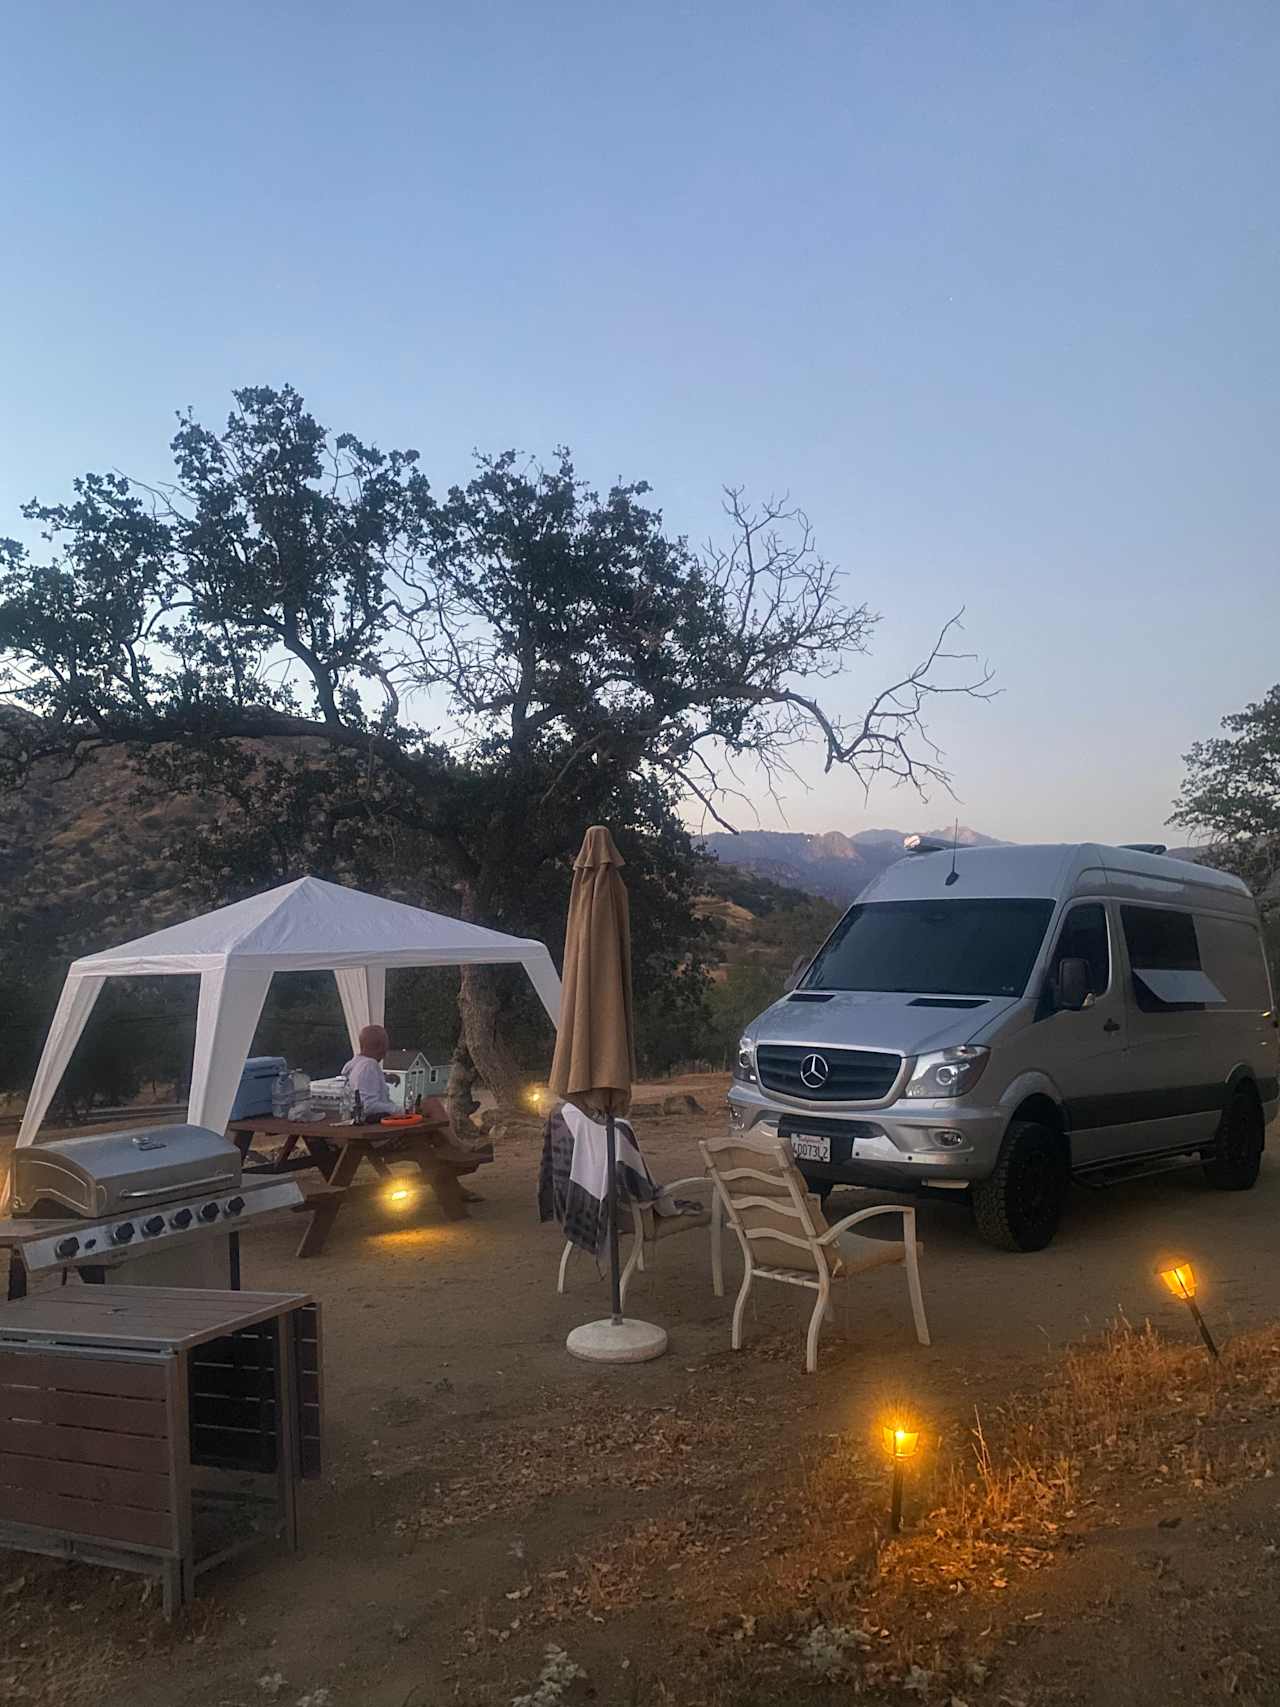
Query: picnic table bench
xmin=226 ymin=1108 xmax=492 ymax=1257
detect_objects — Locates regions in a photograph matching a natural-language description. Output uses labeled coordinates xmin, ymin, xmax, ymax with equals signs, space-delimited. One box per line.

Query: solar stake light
xmin=1156 ymin=1259 xmax=1219 ymax=1359
xmin=881 ymin=1422 xmax=920 ymax=1533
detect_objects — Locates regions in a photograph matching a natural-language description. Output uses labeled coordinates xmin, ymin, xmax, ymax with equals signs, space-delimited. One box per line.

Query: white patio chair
xmin=556 ymin=1177 xmax=719 ymax=1309
xmin=699 ymin=1134 xmax=930 ymax=1373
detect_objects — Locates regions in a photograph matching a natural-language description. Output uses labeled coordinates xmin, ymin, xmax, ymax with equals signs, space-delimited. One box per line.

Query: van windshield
xmin=804 ymin=898 xmax=1056 ymax=998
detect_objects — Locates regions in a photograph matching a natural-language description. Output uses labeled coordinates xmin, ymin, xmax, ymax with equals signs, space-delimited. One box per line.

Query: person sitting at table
xmin=341 ymin=1024 xmax=399 ymax=1118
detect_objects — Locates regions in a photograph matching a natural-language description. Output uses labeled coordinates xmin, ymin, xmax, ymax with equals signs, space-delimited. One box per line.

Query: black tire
xmin=970 ymin=1120 xmax=1069 ymax=1252
xmin=1203 ymin=1086 xmax=1265 ymax=1190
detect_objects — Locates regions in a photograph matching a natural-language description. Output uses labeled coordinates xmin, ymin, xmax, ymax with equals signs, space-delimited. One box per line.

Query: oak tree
xmin=1 ymin=386 xmax=990 ymax=1116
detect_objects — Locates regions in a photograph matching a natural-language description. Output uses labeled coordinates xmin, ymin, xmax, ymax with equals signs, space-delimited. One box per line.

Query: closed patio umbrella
xmin=550 ymin=826 xmax=666 ymax=1362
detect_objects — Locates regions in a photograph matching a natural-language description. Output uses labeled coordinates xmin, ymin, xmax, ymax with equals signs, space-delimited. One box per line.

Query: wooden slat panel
xmin=294 ymin=1304 xmax=322 ymax=1479
xmin=0 ymin=1481 xmax=172 ymax=1549
xmin=0 ymin=1417 xmax=167 ymax=1472
xmin=191 ymin=1425 xmax=278 ymax=1473
xmin=191 ymin=1394 xmax=276 ymax=1428
xmin=0 ymin=1385 xmax=167 ymax=1437
xmin=188 ymin=1362 xmax=273 ymax=1397
xmin=190 ymin=1340 xmax=271 ymax=1370
xmin=0 ymin=1451 xmax=170 ymax=1511
xmin=0 ymin=1350 xmax=166 ymax=1401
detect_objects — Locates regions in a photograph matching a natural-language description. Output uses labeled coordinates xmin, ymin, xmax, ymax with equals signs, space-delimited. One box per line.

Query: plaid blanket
xmin=537 ymin=1102 xmax=659 ymax=1257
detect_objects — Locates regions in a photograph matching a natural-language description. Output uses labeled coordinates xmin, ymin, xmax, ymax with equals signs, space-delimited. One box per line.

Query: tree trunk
xmin=445 ymin=1041 xmax=479 ymax=1143
xmin=457 ymin=961 xmax=524 ymax=1111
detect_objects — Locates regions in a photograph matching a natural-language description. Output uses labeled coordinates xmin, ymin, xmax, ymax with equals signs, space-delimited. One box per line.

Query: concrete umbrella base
xmin=566 ymin=1317 xmax=668 ymax=1363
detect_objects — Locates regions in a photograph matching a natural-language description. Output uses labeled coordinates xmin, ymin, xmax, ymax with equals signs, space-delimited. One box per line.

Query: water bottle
xmin=337 ymin=1077 xmax=355 ymax=1124
xmin=289 ymin=1071 xmax=311 ymax=1117
xmin=271 ymin=1068 xmax=292 ymax=1119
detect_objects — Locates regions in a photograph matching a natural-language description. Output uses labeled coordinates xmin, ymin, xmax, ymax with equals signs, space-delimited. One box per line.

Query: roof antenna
xmin=945 ymin=819 xmax=960 ymax=886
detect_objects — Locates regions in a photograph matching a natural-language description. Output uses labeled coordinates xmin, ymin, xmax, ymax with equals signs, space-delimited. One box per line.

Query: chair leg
xmin=731 ymin=1262 xmax=753 ymax=1352
xmin=905 ymin=1240 xmax=931 ymax=1347
xmin=619 ymin=1237 xmax=642 ymax=1312
xmin=806 ymin=1276 xmax=830 ymax=1374
xmin=711 ymin=1193 xmax=725 ymax=1298
xmin=557 ymin=1241 xmax=573 ymax=1296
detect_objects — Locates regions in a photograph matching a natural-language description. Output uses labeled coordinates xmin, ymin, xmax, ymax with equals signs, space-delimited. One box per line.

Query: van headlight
xmin=904 ymin=1046 xmax=989 ymax=1099
xmin=734 ymin=1036 xmax=757 ymax=1084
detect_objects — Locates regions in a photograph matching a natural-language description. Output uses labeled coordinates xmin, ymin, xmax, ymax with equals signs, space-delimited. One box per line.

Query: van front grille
xmin=755 ymin=1045 xmax=902 ymax=1102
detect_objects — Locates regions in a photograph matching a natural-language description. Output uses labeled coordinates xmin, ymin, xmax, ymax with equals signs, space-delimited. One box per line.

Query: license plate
xmin=790 ymin=1135 xmax=831 ymax=1164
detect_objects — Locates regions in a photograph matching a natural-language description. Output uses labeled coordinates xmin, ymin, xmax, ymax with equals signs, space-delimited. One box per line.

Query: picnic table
xmin=226 ymin=1108 xmax=493 ymax=1257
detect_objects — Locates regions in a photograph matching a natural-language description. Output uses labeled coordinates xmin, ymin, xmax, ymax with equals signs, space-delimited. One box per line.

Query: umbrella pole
xmin=606 ymin=1111 xmax=623 ymax=1324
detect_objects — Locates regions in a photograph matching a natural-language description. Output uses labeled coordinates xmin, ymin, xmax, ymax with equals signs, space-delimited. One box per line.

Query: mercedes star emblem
xmin=799 ymin=1052 xmax=830 ymax=1089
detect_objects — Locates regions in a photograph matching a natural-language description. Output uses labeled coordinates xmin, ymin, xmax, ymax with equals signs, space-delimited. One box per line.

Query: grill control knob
xmin=112 ymin=1222 xmax=136 ymax=1244
xmin=54 ymin=1236 xmax=80 ymax=1260
xmin=198 ymin=1202 xmax=220 ymax=1223
xmin=142 ymin=1215 xmax=165 ymax=1237
xmin=169 ymin=1208 xmax=193 ymax=1229
xmin=224 ymin=1195 xmax=245 ymax=1216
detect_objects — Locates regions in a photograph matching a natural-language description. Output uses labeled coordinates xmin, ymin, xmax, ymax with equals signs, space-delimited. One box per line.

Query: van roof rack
xmin=1118 ymin=843 xmax=1168 ymax=856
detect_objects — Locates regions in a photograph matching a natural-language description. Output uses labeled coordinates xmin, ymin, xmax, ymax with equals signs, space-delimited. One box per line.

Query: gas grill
xmin=2 ymin=1124 xmax=302 ymax=1296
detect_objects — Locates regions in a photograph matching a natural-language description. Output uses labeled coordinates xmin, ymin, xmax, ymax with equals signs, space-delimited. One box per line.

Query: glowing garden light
xmin=1156 ymin=1259 xmax=1219 ymax=1359
xmin=382 ymin=1181 xmax=419 ymax=1214
xmin=881 ymin=1421 xmax=920 ymax=1533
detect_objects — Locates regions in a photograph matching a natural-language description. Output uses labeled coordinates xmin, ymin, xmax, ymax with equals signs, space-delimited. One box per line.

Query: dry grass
xmin=485 ymin=1318 xmax=1280 ymax=1707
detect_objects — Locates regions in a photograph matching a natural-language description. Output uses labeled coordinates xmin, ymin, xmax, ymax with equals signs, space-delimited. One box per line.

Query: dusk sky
xmin=3 ymin=1 xmax=1275 ymax=847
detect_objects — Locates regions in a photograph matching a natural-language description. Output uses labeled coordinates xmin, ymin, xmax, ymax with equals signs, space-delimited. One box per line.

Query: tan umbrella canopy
xmin=550 ymin=825 xmax=635 ymax=1327
xmin=549 ymin=825 xmax=635 ymax=1120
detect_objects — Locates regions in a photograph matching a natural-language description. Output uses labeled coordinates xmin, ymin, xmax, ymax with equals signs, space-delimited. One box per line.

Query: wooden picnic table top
xmin=227 ymin=1114 xmax=449 ymax=1144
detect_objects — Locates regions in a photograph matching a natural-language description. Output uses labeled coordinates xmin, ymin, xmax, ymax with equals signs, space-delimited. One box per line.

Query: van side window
xmin=1120 ymin=906 xmax=1225 ymax=1012
xmin=1051 ymin=903 xmax=1109 ymax=999
xmin=1196 ymin=915 xmax=1273 ymax=1013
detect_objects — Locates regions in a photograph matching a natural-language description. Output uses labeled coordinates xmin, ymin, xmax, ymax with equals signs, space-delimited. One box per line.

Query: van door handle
xmin=1103 ymin=1019 xmax=1121 ymax=1034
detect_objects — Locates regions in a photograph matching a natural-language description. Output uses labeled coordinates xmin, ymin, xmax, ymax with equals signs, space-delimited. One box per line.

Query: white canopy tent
xmin=13 ymin=876 xmax=562 ymax=1156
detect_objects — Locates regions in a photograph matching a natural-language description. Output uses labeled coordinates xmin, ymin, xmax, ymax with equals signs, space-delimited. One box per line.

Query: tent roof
xmin=71 ymin=876 xmax=551 ymax=977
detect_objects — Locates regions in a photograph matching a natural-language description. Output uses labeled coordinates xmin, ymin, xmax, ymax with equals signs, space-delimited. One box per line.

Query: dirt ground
xmin=5 ymin=1073 xmax=1280 ymax=1706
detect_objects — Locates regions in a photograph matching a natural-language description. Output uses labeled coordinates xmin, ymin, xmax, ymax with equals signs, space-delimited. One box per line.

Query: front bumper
xmin=726 ymin=1081 xmax=1007 ymax=1186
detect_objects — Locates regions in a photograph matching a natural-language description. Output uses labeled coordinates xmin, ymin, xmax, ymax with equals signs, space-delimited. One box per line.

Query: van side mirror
xmin=783 ymin=954 xmax=809 ymax=994
xmin=1055 ymin=957 xmax=1093 ymax=1012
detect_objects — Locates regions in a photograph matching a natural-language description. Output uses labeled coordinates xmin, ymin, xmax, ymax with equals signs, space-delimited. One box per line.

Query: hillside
xmin=701 ymin=823 xmax=1004 ymax=903
xmin=0 ymin=747 xmax=207 ymax=957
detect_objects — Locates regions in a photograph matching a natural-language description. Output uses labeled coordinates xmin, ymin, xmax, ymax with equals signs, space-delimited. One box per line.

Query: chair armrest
xmin=816 ymin=1204 xmax=914 ymax=1245
xmin=657 ymin=1175 xmax=713 ymax=1196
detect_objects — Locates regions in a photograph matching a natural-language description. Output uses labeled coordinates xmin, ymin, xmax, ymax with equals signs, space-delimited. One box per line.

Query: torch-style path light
xmin=1156 ymin=1260 xmax=1220 ymax=1360
xmin=882 ymin=1423 xmax=920 ymax=1533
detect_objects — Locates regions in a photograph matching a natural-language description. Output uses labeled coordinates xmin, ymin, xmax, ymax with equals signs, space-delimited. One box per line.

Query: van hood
xmin=749 ymin=991 xmax=1015 ymax=1055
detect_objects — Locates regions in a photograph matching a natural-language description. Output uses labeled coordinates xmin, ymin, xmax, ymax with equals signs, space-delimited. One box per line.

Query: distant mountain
xmin=701 ymin=825 xmax=1006 ymax=904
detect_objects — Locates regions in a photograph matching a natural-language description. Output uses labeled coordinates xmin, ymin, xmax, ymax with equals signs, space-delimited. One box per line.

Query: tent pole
xmin=606 ymin=1111 xmax=623 ymax=1324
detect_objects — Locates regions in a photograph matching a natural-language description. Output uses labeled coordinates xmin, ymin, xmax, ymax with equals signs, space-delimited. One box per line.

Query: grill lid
xmin=11 ymin=1124 xmax=241 ymax=1218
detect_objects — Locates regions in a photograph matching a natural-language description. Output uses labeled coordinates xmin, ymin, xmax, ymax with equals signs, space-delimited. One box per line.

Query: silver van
xmin=728 ymin=843 xmax=1278 ymax=1250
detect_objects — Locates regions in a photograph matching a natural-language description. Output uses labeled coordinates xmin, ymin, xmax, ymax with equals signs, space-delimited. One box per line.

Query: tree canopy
xmin=1171 ymin=684 xmax=1280 ymax=896
xmin=0 ymin=385 xmax=989 ymax=1114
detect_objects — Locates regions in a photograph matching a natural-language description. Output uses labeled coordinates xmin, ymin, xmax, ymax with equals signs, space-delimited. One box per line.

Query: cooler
xmin=230 ymin=1056 xmax=288 ymax=1121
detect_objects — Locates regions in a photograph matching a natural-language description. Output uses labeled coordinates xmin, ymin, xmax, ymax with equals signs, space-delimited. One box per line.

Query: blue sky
xmin=3 ymin=0 xmax=1276 ymax=845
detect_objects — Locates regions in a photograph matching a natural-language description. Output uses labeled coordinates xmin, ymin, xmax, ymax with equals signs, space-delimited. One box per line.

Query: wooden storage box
xmin=0 ymin=1287 xmax=321 ymax=1614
